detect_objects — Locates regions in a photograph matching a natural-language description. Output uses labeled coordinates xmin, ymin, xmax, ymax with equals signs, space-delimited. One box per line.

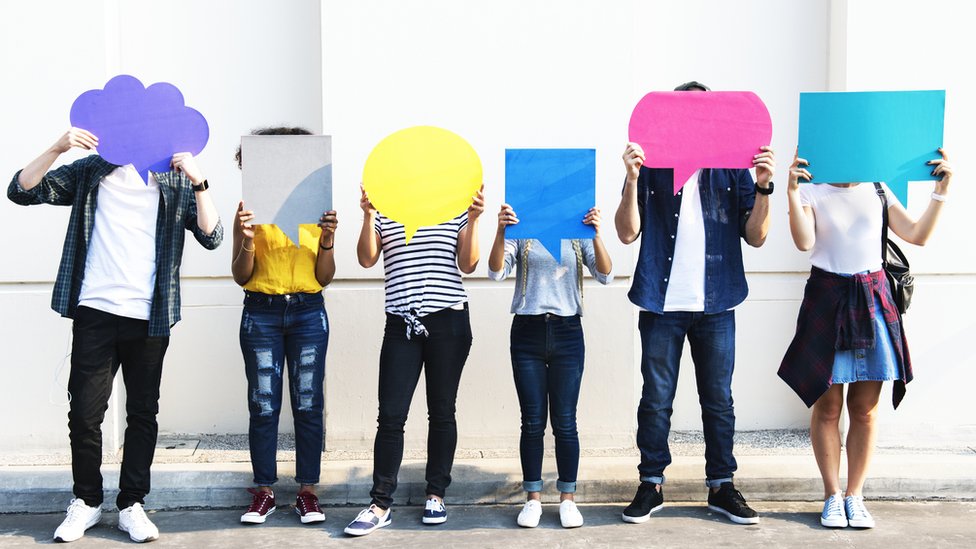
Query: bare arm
xmin=315 ymin=210 xmax=337 ymax=286
xmin=615 ymin=142 xmax=644 ymax=244
xmin=456 ymin=185 xmax=485 ymax=274
xmin=488 ymin=203 xmax=517 ymax=273
xmin=743 ymin=146 xmax=775 ymax=248
xmin=786 ymin=152 xmax=816 ymax=251
xmin=171 ymin=153 xmax=218 ymax=235
xmin=887 ymin=149 xmax=952 ymax=246
xmin=356 ymin=184 xmax=381 ymax=268
xmin=231 ymin=201 xmax=255 ymax=286
xmin=584 ymin=207 xmax=612 ymax=275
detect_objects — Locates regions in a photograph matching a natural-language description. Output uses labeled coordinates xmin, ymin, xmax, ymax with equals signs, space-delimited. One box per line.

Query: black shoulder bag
xmin=874 ymin=183 xmax=913 ymax=314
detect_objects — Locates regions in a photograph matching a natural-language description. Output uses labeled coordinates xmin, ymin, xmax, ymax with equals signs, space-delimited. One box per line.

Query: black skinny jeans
xmin=369 ymin=306 xmax=472 ymax=509
xmin=68 ymin=306 xmax=168 ymax=510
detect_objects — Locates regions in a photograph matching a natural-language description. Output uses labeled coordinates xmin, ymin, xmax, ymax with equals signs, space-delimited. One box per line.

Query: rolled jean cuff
xmin=523 ymin=479 xmax=544 ymax=493
xmin=253 ymin=478 xmax=277 ymax=487
xmin=295 ymin=477 xmax=320 ymax=485
xmin=705 ymin=477 xmax=733 ymax=488
xmin=556 ymin=480 xmax=577 ymax=494
xmin=640 ymin=475 xmax=665 ymax=485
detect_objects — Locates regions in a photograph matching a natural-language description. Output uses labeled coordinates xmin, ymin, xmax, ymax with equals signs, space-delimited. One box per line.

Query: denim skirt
xmin=830 ymin=291 xmax=898 ymax=384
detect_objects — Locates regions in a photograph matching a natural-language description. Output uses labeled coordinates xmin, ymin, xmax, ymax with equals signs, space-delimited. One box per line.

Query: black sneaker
xmin=707 ymin=482 xmax=760 ymax=524
xmin=622 ymin=482 xmax=664 ymax=523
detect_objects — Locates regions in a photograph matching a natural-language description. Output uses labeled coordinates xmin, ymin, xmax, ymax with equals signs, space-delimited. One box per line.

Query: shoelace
xmin=297 ymin=493 xmax=319 ymax=514
xmin=354 ymin=507 xmax=377 ymax=522
xmin=824 ymin=495 xmax=844 ymax=517
xmin=63 ymin=500 xmax=89 ymax=524
xmin=246 ymin=489 xmax=274 ymax=513
xmin=126 ymin=504 xmax=154 ymax=528
xmin=847 ymin=497 xmax=870 ymax=519
xmin=427 ymin=499 xmax=444 ymax=512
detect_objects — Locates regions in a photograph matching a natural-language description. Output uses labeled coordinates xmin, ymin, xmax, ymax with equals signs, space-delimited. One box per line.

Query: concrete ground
xmin=3 ymin=431 xmax=975 ymax=513
xmin=1 ymin=502 xmax=974 ymax=548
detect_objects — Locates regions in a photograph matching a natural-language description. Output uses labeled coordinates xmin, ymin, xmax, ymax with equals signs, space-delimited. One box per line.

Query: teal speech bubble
xmin=798 ymin=90 xmax=945 ymax=205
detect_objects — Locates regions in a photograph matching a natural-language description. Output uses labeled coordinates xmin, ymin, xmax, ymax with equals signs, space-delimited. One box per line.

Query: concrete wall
xmin=1 ymin=0 xmax=972 ymax=455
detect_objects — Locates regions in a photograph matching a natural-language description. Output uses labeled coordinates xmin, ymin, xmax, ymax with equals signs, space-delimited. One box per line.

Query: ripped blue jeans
xmin=240 ymin=291 xmax=329 ymax=486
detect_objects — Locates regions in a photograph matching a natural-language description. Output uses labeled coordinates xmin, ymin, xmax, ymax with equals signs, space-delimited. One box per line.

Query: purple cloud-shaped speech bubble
xmin=70 ymin=74 xmax=209 ymax=183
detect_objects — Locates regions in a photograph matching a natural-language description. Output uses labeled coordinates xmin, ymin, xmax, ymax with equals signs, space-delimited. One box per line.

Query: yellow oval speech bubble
xmin=362 ymin=126 xmax=482 ymax=244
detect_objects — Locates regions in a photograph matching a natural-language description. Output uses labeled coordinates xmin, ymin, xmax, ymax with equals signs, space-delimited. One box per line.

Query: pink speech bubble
xmin=628 ymin=91 xmax=772 ymax=194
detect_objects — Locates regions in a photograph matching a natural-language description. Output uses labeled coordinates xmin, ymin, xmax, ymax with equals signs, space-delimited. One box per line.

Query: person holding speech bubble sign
xmin=344 ymin=176 xmax=484 ymax=537
xmin=487 ymin=203 xmax=612 ymax=528
xmin=778 ymin=148 xmax=952 ymax=529
xmin=615 ymin=81 xmax=774 ymax=526
xmin=8 ymin=127 xmax=222 ymax=543
xmin=232 ymin=127 xmax=337 ymax=527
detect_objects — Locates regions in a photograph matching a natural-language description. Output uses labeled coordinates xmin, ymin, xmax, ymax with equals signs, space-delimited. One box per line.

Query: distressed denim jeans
xmin=636 ymin=310 xmax=737 ymax=487
xmin=240 ymin=291 xmax=329 ymax=486
xmin=509 ymin=314 xmax=585 ymax=494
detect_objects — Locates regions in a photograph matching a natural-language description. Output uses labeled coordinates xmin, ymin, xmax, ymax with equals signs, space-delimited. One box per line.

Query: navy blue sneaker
xmin=422 ymin=497 xmax=447 ymax=525
xmin=343 ymin=505 xmax=391 ymax=536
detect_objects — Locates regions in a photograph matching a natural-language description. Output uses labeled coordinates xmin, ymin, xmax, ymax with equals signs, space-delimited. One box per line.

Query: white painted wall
xmin=837 ymin=0 xmax=976 ymax=445
xmin=1 ymin=0 xmax=972 ymax=456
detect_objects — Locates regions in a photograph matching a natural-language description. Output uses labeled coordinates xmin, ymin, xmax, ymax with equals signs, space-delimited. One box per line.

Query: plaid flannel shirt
xmin=7 ymin=154 xmax=223 ymax=337
xmin=778 ymin=266 xmax=913 ymax=409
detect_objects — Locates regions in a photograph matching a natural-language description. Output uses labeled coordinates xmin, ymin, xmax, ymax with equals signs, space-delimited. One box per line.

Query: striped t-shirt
xmin=375 ymin=212 xmax=469 ymax=319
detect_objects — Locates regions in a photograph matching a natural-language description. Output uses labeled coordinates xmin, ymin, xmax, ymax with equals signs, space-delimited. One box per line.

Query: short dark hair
xmin=674 ymin=81 xmax=710 ymax=91
xmin=235 ymin=126 xmax=313 ymax=169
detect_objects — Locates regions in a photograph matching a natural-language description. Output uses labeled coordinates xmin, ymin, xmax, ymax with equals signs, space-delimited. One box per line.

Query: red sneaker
xmin=295 ymin=492 xmax=325 ymax=524
xmin=241 ymin=488 xmax=276 ymax=524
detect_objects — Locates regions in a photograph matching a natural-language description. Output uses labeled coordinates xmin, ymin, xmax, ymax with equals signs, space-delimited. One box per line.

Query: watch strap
xmin=755 ymin=181 xmax=774 ymax=195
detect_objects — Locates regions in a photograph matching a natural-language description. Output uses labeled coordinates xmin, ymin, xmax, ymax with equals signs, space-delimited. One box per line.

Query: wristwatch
xmin=755 ymin=181 xmax=774 ymax=195
xmin=191 ymin=179 xmax=209 ymax=192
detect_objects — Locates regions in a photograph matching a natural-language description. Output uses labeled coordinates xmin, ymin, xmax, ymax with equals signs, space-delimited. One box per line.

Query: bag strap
xmin=874 ymin=182 xmax=889 ymax=268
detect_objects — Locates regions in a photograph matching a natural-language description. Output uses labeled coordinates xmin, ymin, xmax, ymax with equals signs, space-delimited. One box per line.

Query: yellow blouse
xmin=242 ymin=224 xmax=324 ymax=295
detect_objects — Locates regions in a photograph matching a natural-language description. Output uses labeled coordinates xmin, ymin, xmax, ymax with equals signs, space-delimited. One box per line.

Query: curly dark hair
xmin=235 ymin=126 xmax=313 ymax=169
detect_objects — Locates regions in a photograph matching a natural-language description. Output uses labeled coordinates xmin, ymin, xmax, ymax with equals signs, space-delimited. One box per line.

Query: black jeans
xmin=68 ymin=306 xmax=169 ymax=510
xmin=369 ymin=306 xmax=472 ymax=509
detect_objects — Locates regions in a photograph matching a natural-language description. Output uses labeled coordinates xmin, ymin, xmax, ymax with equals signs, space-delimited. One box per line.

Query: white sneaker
xmin=516 ymin=500 xmax=542 ymax=528
xmin=820 ymin=492 xmax=847 ymax=528
xmin=118 ymin=502 xmax=159 ymax=543
xmin=53 ymin=498 xmax=102 ymax=542
xmin=844 ymin=495 xmax=876 ymax=529
xmin=559 ymin=500 xmax=584 ymax=528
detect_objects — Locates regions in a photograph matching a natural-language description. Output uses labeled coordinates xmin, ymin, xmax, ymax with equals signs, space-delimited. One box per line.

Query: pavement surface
xmin=3 ymin=431 xmax=974 ymax=513
xmin=1 ymin=502 xmax=974 ymax=548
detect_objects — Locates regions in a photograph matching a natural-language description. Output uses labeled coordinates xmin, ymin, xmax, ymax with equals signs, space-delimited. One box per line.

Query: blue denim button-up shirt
xmin=7 ymin=155 xmax=223 ymax=337
xmin=628 ymin=166 xmax=756 ymax=313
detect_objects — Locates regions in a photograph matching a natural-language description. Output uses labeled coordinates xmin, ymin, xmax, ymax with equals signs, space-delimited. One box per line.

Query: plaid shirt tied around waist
xmin=7 ymin=155 xmax=223 ymax=337
xmin=777 ymin=266 xmax=913 ymax=409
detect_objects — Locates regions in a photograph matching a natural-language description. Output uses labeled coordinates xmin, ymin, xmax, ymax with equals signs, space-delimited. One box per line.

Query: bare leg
xmin=845 ymin=381 xmax=882 ymax=497
xmin=527 ymin=491 xmax=541 ymax=501
xmin=560 ymin=492 xmax=574 ymax=502
xmin=811 ymin=384 xmax=845 ymax=499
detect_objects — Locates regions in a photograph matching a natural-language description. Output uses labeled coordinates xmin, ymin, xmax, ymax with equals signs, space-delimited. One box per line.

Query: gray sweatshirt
xmin=487 ymin=239 xmax=612 ymax=316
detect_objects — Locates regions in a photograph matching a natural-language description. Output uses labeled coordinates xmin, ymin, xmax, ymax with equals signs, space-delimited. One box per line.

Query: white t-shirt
xmin=663 ymin=170 xmax=706 ymax=312
xmin=78 ymin=164 xmax=160 ymax=320
xmin=799 ymin=182 xmax=901 ymax=275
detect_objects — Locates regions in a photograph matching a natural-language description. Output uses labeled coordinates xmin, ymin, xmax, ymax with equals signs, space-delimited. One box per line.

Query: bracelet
xmin=241 ymin=241 xmax=255 ymax=253
xmin=931 ymin=192 xmax=946 ymax=203
xmin=319 ymin=243 xmax=334 ymax=251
